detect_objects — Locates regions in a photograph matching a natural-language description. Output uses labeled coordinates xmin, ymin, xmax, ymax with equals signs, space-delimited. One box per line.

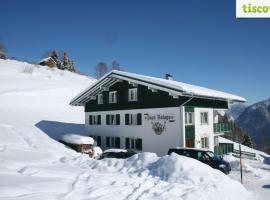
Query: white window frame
xmin=97 ymin=94 xmax=103 ymax=104
xmin=109 ymin=115 xmax=117 ymax=125
xmin=128 ymin=88 xmax=138 ymax=102
xmin=109 ymin=91 xmax=117 ymax=103
xmin=185 ymin=112 xmax=194 ymax=125
xmin=129 ymin=114 xmax=137 ymax=125
xmin=90 ymin=115 xmax=100 ymax=125
xmin=201 ymin=137 xmax=209 ymax=148
xmin=200 ymin=112 xmax=209 ymax=125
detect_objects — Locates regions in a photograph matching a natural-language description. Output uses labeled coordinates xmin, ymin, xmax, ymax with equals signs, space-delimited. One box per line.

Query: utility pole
xmin=239 ymin=143 xmax=243 ymax=184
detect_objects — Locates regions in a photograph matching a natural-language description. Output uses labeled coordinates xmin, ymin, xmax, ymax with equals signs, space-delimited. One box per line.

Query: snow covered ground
xmin=0 ymin=59 xmax=267 ymax=199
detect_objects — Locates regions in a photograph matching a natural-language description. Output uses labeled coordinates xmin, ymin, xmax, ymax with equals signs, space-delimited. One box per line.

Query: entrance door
xmin=186 ymin=139 xmax=194 ymax=148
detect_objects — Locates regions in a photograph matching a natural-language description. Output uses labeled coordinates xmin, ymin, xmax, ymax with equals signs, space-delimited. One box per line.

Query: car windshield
xmin=206 ymin=151 xmax=221 ymax=160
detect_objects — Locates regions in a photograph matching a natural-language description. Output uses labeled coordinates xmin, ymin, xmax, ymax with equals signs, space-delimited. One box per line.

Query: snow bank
xmin=224 ymin=154 xmax=270 ymax=180
xmin=60 ymin=134 xmax=94 ymax=145
xmin=88 ymin=152 xmax=252 ymax=199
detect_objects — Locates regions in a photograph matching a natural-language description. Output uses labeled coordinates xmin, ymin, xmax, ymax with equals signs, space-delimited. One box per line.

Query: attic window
xmin=109 ymin=91 xmax=117 ymax=103
xmin=98 ymin=94 xmax=103 ymax=104
xmin=128 ymin=88 xmax=138 ymax=102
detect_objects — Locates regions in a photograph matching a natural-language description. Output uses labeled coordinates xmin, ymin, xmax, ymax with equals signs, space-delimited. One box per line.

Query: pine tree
xmin=111 ymin=60 xmax=121 ymax=70
xmin=50 ymin=50 xmax=58 ymax=63
xmin=0 ymin=43 xmax=6 ymax=59
xmin=242 ymin=134 xmax=253 ymax=148
xmin=95 ymin=62 xmax=108 ymax=78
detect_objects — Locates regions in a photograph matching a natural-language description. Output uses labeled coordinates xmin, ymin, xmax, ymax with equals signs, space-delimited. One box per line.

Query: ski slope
xmin=0 ymin=59 xmax=257 ymax=199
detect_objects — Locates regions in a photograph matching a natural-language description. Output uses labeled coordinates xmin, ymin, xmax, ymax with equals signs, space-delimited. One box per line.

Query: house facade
xmin=70 ymin=70 xmax=245 ymax=156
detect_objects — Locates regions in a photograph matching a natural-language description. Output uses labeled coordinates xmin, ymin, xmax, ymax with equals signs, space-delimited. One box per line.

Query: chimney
xmin=165 ymin=73 xmax=173 ymax=80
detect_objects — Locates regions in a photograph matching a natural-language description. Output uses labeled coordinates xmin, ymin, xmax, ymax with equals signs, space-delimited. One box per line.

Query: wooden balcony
xmin=214 ymin=122 xmax=234 ymax=134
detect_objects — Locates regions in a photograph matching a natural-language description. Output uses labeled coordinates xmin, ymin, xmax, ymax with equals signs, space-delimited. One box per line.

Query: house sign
xmin=144 ymin=113 xmax=175 ymax=135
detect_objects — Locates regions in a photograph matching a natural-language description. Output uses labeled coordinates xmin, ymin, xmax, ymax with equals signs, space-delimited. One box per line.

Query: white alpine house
xmin=70 ymin=70 xmax=246 ymax=155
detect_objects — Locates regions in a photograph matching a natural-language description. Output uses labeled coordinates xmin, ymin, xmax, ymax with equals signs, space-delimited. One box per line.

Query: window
xmin=185 ymin=112 xmax=194 ymax=125
xmin=106 ymin=137 xmax=120 ymax=148
xmin=125 ymin=138 xmax=142 ymax=150
xmin=125 ymin=113 xmax=142 ymax=125
xmin=90 ymin=135 xmax=101 ymax=146
xmin=106 ymin=114 xmax=120 ymax=125
xmin=89 ymin=115 xmax=101 ymax=125
xmin=200 ymin=112 xmax=209 ymax=125
xmin=109 ymin=91 xmax=117 ymax=103
xmin=97 ymin=94 xmax=103 ymax=104
xmin=201 ymin=137 xmax=209 ymax=149
xmin=128 ymin=88 xmax=138 ymax=102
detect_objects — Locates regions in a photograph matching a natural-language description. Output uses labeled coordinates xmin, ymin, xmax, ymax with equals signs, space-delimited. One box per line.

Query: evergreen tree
xmin=49 ymin=50 xmax=58 ymax=63
xmin=111 ymin=60 xmax=121 ymax=70
xmin=0 ymin=43 xmax=6 ymax=59
xmin=95 ymin=62 xmax=108 ymax=78
xmin=242 ymin=134 xmax=253 ymax=148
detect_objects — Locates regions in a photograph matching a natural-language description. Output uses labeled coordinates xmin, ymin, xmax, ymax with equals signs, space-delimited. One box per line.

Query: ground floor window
xmin=201 ymin=137 xmax=209 ymax=148
xmin=125 ymin=138 xmax=142 ymax=151
xmin=186 ymin=139 xmax=194 ymax=148
xmin=106 ymin=136 xmax=120 ymax=148
xmin=90 ymin=135 xmax=101 ymax=146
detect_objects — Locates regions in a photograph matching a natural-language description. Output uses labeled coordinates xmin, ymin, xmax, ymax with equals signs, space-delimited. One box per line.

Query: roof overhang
xmin=70 ymin=70 xmax=246 ymax=106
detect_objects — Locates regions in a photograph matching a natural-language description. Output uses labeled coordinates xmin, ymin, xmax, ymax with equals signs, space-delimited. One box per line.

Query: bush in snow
xmin=21 ymin=65 xmax=34 ymax=74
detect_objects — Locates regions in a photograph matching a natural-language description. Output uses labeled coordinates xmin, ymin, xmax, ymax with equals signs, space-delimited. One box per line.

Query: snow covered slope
xmin=0 ymin=59 xmax=253 ymax=200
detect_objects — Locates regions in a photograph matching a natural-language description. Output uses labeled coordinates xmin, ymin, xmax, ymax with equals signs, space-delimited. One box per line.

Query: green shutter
xmin=106 ymin=115 xmax=110 ymax=125
xmin=106 ymin=137 xmax=110 ymax=147
xmin=115 ymin=137 xmax=120 ymax=148
xmin=125 ymin=114 xmax=129 ymax=125
xmin=116 ymin=114 xmax=120 ymax=125
xmin=98 ymin=115 xmax=101 ymax=125
xmin=136 ymin=138 xmax=142 ymax=150
xmin=89 ymin=115 xmax=92 ymax=125
xmin=125 ymin=138 xmax=130 ymax=149
xmin=137 ymin=113 xmax=142 ymax=125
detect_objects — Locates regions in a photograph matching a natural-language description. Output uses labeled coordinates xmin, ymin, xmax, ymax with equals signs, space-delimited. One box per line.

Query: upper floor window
xmin=200 ymin=112 xmax=209 ymax=125
xmin=128 ymin=88 xmax=138 ymax=102
xmin=109 ymin=91 xmax=117 ymax=103
xmin=89 ymin=115 xmax=101 ymax=125
xmin=125 ymin=113 xmax=142 ymax=125
xmin=106 ymin=114 xmax=120 ymax=125
xmin=97 ymin=94 xmax=103 ymax=104
xmin=185 ymin=112 xmax=194 ymax=125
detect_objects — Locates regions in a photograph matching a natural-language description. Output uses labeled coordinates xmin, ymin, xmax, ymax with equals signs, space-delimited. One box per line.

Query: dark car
xmin=99 ymin=149 xmax=137 ymax=160
xmin=168 ymin=148 xmax=231 ymax=174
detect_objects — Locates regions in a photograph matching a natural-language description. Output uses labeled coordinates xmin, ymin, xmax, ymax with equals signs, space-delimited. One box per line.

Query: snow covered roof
xmin=60 ymin=134 xmax=94 ymax=145
xmin=70 ymin=70 xmax=246 ymax=106
xmin=39 ymin=57 xmax=56 ymax=64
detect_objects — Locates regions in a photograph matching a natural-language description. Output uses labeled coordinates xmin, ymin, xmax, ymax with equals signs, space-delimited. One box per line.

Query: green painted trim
xmin=185 ymin=125 xmax=195 ymax=140
xmin=85 ymin=80 xmax=228 ymax=112
xmin=185 ymin=106 xmax=194 ymax=112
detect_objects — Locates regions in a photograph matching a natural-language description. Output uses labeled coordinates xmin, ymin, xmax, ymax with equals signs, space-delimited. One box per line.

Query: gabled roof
xmin=70 ymin=70 xmax=246 ymax=106
xmin=39 ymin=57 xmax=57 ymax=64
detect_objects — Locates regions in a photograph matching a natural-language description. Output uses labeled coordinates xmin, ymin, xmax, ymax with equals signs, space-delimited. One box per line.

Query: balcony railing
xmin=214 ymin=122 xmax=234 ymax=133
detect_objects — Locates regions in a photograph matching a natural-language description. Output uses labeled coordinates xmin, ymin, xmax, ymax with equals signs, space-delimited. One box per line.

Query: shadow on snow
xmin=35 ymin=120 xmax=85 ymax=141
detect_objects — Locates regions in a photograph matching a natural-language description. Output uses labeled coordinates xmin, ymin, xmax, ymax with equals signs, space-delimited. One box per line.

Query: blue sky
xmin=0 ymin=0 xmax=269 ymax=104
